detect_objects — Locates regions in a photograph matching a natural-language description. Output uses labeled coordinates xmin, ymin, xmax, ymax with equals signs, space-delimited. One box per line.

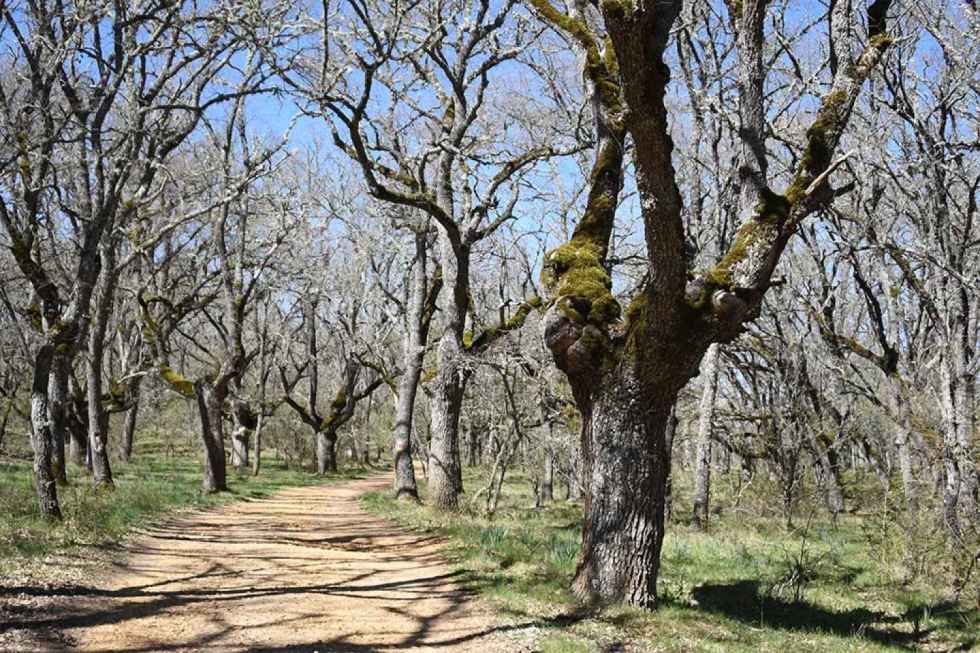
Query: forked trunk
xmin=572 ymin=362 xmax=675 ymax=608
xmin=194 ymin=382 xmax=228 ymax=493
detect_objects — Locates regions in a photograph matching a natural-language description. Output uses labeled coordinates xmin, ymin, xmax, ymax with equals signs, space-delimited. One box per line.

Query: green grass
xmin=0 ymin=440 xmax=361 ymax=572
xmin=361 ymin=468 xmax=979 ymax=652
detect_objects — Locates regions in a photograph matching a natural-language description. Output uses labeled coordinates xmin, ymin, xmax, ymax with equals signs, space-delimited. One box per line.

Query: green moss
xmin=600 ymin=0 xmax=633 ymax=20
xmin=706 ymin=220 xmax=771 ymax=289
xmin=159 ymin=365 xmax=194 ymax=398
xmin=542 ymin=239 xmax=620 ymax=325
xmin=787 ymin=90 xmax=850 ymax=205
xmin=869 ymin=33 xmax=895 ymax=50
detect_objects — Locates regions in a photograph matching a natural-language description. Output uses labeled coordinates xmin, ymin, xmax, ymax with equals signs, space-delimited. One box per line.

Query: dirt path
xmin=22 ymin=473 xmax=520 ymax=652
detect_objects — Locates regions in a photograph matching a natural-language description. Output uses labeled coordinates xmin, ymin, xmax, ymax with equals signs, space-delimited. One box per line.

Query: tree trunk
xmin=391 ymin=241 xmax=427 ymax=499
xmin=67 ymin=407 xmax=88 ymax=468
xmin=572 ymin=364 xmax=674 ymax=608
xmin=540 ymin=448 xmax=554 ymax=504
xmin=48 ymin=355 xmax=70 ymax=485
xmin=86 ymin=240 xmax=117 ymax=487
xmin=316 ymin=429 xmax=338 ymax=474
xmin=392 ymin=360 xmax=421 ymax=499
xmin=30 ymin=345 xmax=62 ymax=520
xmin=252 ymin=408 xmax=264 ymax=476
xmin=427 ymin=334 xmax=465 ymax=510
xmin=664 ymin=406 xmax=678 ymax=523
xmin=87 ymin=326 xmax=113 ymax=488
xmin=231 ymin=418 xmax=250 ymax=471
xmin=692 ymin=343 xmax=720 ymax=528
xmin=122 ymin=379 xmax=142 ymax=462
xmin=194 ymin=382 xmax=228 ymax=493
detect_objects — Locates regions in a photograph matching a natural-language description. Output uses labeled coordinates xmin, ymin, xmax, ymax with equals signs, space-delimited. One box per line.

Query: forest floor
xmin=1 ymin=472 xmax=531 ymax=652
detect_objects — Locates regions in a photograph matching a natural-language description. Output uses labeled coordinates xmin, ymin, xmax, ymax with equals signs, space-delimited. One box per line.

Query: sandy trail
xmin=35 ymin=473 xmax=513 ymax=652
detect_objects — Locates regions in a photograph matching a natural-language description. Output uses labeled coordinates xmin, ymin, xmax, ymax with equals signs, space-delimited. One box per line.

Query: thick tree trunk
xmin=30 ymin=345 xmax=61 ymax=520
xmin=428 ymin=334 xmax=465 ymax=510
xmin=194 ymin=382 xmax=228 ymax=493
xmin=572 ymin=364 xmax=675 ymax=608
xmin=692 ymin=343 xmax=720 ymax=528
xmin=122 ymin=379 xmax=142 ymax=462
xmin=316 ymin=429 xmax=338 ymax=474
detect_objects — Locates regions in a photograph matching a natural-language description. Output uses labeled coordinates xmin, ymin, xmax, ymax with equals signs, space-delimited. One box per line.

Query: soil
xmin=1 ymin=472 xmax=524 ymax=652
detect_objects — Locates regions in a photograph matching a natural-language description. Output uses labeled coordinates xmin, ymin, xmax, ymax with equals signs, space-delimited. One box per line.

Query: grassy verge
xmin=361 ymin=469 xmax=979 ymax=652
xmin=0 ymin=444 xmax=361 ymax=573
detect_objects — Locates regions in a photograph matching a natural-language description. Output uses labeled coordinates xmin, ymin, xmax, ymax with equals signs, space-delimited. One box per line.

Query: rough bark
xmin=316 ymin=430 xmax=338 ymax=474
xmin=30 ymin=345 xmax=61 ymax=520
xmin=87 ymin=242 xmax=117 ymax=488
xmin=391 ymin=233 xmax=435 ymax=501
xmin=572 ymin=363 xmax=676 ymax=608
xmin=692 ymin=343 xmax=721 ymax=528
xmin=49 ymin=355 xmax=70 ymax=485
xmin=194 ymin=381 xmax=228 ymax=493
xmin=426 ymin=226 xmax=470 ymax=510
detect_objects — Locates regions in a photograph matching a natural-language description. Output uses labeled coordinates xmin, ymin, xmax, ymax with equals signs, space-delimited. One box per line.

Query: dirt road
xmin=15 ymin=473 xmax=517 ymax=652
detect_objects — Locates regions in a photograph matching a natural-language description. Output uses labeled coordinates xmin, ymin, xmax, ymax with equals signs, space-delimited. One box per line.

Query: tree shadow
xmin=688 ymin=580 xmax=974 ymax=649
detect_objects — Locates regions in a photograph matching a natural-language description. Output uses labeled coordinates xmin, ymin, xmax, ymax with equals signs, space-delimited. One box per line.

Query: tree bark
xmin=194 ymin=382 xmax=228 ymax=492
xmin=572 ymin=362 xmax=676 ymax=608
xmin=316 ymin=429 xmax=338 ymax=474
xmin=48 ymin=354 xmax=70 ymax=485
xmin=30 ymin=345 xmax=61 ymax=520
xmin=427 ymin=333 xmax=466 ymax=509
xmin=86 ymin=241 xmax=118 ymax=488
xmin=692 ymin=343 xmax=720 ymax=528
xmin=122 ymin=379 xmax=142 ymax=462
xmin=540 ymin=448 xmax=554 ymax=504
xmin=426 ymin=230 xmax=469 ymax=510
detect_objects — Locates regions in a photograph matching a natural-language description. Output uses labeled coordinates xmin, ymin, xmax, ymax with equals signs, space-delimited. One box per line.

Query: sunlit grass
xmin=362 ymin=467 xmax=979 ymax=652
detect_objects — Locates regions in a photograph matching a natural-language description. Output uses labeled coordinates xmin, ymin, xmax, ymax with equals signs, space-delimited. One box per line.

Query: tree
xmin=532 ymin=0 xmax=897 ymax=606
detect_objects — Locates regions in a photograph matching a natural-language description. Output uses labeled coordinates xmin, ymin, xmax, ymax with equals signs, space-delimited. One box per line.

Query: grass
xmin=0 ymin=437 xmax=361 ymax=573
xmin=361 ymin=468 xmax=980 ymax=652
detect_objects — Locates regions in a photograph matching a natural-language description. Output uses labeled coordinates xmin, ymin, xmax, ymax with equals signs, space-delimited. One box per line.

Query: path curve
xmin=56 ymin=472 xmax=513 ymax=652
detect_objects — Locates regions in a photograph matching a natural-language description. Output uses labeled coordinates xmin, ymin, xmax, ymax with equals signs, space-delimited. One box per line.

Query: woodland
xmin=0 ymin=0 xmax=978 ymax=651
